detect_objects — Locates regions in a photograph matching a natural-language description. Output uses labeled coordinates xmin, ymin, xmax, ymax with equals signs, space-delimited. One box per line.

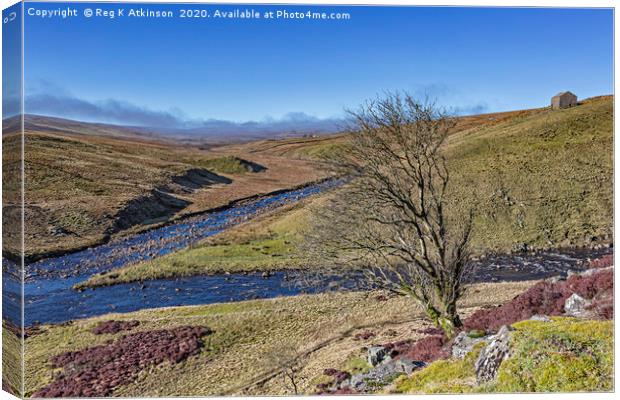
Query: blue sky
xmin=18 ymin=2 xmax=614 ymax=129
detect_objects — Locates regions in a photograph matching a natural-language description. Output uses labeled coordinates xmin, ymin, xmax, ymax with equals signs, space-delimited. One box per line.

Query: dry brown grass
xmin=15 ymin=127 xmax=330 ymax=259
xmin=25 ymin=280 xmax=534 ymax=397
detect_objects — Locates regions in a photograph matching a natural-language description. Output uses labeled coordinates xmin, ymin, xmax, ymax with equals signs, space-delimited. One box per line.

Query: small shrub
xmin=354 ymin=331 xmax=375 ymax=340
xmin=391 ymin=336 xmax=450 ymax=363
xmin=323 ymin=369 xmax=351 ymax=384
xmin=90 ymin=320 xmax=140 ymax=335
xmin=414 ymin=327 xmax=444 ymax=336
xmin=464 ymin=269 xmax=613 ymax=331
xmin=34 ymin=326 xmax=212 ymax=397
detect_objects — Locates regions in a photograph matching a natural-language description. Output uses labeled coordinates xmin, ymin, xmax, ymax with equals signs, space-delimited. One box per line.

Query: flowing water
xmin=1 ymin=179 xmax=612 ymax=326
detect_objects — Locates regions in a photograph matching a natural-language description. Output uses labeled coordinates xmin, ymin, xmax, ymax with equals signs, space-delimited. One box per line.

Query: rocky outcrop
xmin=451 ymin=331 xmax=489 ymax=359
xmin=367 ymin=346 xmax=388 ymax=366
xmin=564 ymin=293 xmax=587 ymax=316
xmin=349 ymin=358 xmax=426 ymax=392
xmin=474 ymin=325 xmax=513 ymax=384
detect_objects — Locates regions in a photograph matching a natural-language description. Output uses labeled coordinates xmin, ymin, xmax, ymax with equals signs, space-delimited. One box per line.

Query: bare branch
xmin=303 ymin=92 xmax=474 ymax=337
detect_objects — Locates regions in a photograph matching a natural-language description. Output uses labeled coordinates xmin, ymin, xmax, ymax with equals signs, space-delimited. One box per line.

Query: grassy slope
xmin=15 ymin=126 xmax=327 ymax=259
xmin=188 ymin=155 xmax=260 ymax=175
xmin=229 ymin=97 xmax=612 ymax=254
xmin=393 ymin=317 xmax=613 ymax=394
xmin=21 ymin=132 xmax=206 ymax=258
xmin=2 ymin=322 xmax=22 ymax=396
xmin=81 ymin=97 xmax=613 ymax=287
xmin=280 ymin=97 xmax=613 ymax=251
xmin=445 ymin=96 xmax=613 ymax=252
xmin=24 ymin=281 xmax=534 ymax=397
xmin=255 ymin=97 xmax=613 ymax=252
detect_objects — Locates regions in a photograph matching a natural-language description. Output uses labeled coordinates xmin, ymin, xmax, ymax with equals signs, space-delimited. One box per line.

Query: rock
xmin=452 ymin=331 xmax=489 ymax=359
xmin=564 ymin=293 xmax=589 ymax=317
xmin=393 ymin=358 xmax=426 ymax=375
xmin=475 ymin=325 xmax=513 ymax=384
xmin=530 ymin=314 xmax=551 ymax=322
xmin=349 ymin=358 xmax=425 ymax=392
xmin=367 ymin=346 xmax=388 ymax=366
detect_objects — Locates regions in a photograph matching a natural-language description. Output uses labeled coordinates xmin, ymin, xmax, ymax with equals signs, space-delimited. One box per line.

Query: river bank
xmin=4 ymin=174 xmax=611 ymax=328
xmin=23 ymin=280 xmax=537 ymax=397
xmin=23 ymin=178 xmax=342 ymax=281
xmin=10 ymin=246 xmax=611 ymax=327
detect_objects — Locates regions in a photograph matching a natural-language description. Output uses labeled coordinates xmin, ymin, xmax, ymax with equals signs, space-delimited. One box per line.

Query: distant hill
xmin=2 ymin=114 xmax=343 ymax=144
xmin=2 ymin=114 xmax=329 ymax=260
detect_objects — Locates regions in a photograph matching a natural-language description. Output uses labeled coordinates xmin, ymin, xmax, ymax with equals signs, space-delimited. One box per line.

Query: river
xmin=1 ymin=179 xmax=612 ymax=326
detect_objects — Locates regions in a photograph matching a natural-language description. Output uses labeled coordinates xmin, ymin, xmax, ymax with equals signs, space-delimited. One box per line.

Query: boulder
xmin=349 ymin=357 xmax=425 ymax=392
xmin=451 ymin=331 xmax=489 ymax=359
xmin=367 ymin=346 xmax=388 ymax=366
xmin=475 ymin=325 xmax=513 ymax=384
xmin=564 ymin=293 xmax=589 ymax=317
xmin=394 ymin=358 xmax=426 ymax=375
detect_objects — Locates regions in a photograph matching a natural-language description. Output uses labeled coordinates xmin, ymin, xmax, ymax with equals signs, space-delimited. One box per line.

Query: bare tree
xmin=264 ymin=343 xmax=303 ymax=395
xmin=303 ymin=92 xmax=474 ymax=337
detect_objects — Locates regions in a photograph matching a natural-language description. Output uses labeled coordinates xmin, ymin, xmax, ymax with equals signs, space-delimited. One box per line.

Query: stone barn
xmin=551 ymin=91 xmax=578 ymax=109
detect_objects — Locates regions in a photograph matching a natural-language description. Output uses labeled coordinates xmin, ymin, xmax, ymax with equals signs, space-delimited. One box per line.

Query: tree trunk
xmin=438 ymin=299 xmax=462 ymax=338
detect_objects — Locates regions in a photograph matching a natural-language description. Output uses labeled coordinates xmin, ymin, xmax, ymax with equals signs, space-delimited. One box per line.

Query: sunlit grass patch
xmin=76 ymin=199 xmax=320 ymax=288
xmin=392 ymin=343 xmax=483 ymax=394
xmin=490 ymin=318 xmax=613 ymax=393
xmin=393 ymin=317 xmax=613 ymax=394
xmin=189 ymin=156 xmax=265 ymax=175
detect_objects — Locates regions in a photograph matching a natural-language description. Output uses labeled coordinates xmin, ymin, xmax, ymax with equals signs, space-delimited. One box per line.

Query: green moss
xmin=394 ymin=317 xmax=613 ymax=394
xmin=393 ymin=344 xmax=484 ymax=394
xmin=467 ymin=329 xmax=487 ymax=339
xmin=344 ymin=356 xmax=373 ymax=375
xmin=76 ymin=235 xmax=301 ymax=288
xmin=490 ymin=318 xmax=613 ymax=393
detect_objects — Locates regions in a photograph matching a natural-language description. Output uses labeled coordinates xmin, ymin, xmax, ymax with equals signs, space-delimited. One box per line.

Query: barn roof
xmin=553 ymin=91 xmax=576 ymax=98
